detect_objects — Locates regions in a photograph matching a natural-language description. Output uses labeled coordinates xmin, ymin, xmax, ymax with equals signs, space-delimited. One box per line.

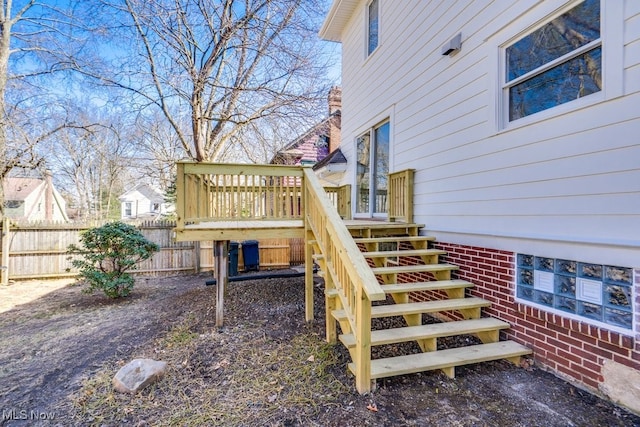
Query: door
xmin=355 ymin=120 xmax=389 ymax=217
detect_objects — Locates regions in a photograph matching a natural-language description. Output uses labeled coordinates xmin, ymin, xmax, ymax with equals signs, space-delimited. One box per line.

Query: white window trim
xmin=487 ymin=0 xmax=623 ymax=134
xmin=351 ymin=106 xmax=395 ymax=219
xmin=365 ymin=0 xmax=380 ymax=58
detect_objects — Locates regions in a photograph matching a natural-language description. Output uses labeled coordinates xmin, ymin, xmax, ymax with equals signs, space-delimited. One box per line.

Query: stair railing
xmin=302 ymin=168 xmax=385 ymax=393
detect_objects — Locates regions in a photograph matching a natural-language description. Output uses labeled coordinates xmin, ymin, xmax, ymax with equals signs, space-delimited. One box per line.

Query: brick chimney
xmin=328 ymin=87 xmax=342 ymax=153
xmin=328 ymin=86 xmax=341 ymax=115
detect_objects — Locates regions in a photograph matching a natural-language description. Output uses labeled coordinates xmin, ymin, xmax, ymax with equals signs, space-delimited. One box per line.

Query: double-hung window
xmin=504 ymin=0 xmax=601 ymax=122
xmin=367 ymin=0 xmax=379 ymax=56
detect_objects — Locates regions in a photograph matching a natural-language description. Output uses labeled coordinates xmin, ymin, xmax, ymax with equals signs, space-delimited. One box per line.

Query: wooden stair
xmin=350 ymin=341 xmax=532 ymax=379
xmin=324 ymin=222 xmax=531 ymax=386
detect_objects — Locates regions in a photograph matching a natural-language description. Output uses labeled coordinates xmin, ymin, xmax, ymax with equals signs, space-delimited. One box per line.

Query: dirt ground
xmin=0 ymin=273 xmax=639 ymax=427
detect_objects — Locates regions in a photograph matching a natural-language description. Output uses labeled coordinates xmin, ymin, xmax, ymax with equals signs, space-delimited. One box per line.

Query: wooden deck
xmin=176 ymin=220 xmax=305 ymax=241
xmin=173 ymin=162 xmax=531 ymax=394
xmin=175 ymin=219 xmax=409 ymax=241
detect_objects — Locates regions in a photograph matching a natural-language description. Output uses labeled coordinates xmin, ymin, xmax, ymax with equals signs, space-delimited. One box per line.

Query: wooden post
xmin=304 ymin=229 xmax=314 ymax=322
xmin=194 ymin=241 xmax=201 ymax=273
xmin=1 ymin=217 xmax=9 ymax=285
xmin=354 ymin=288 xmax=373 ymax=393
xmin=214 ymin=240 xmax=228 ymax=328
xmin=303 ymin=180 xmax=314 ymax=322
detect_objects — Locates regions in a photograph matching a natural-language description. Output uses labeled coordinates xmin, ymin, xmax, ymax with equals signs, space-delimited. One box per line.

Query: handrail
xmin=303 ymin=168 xmax=385 ymax=393
xmin=388 ymin=169 xmax=415 ymax=223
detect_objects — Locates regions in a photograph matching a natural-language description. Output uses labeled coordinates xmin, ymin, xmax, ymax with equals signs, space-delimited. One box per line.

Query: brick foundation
xmin=410 ymin=241 xmax=640 ymax=394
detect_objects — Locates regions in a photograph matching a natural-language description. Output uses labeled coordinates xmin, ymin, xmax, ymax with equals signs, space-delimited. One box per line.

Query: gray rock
xmin=112 ymin=358 xmax=168 ymax=394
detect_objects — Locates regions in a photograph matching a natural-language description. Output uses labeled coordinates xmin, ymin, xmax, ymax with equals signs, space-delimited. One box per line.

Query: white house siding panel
xmin=338 ymin=0 xmax=640 ymax=266
xmin=625 ymin=4 xmax=640 ymax=94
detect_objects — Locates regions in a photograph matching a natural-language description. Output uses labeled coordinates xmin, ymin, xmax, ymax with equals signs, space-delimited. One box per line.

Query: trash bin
xmin=242 ymin=240 xmax=259 ymax=272
xmin=228 ymin=241 xmax=239 ymax=277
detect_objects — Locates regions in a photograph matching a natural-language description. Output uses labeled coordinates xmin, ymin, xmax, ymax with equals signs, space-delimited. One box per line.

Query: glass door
xmin=356 ymin=121 xmax=389 ymax=217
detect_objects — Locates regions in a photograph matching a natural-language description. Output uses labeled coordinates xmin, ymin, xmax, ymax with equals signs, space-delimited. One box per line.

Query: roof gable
xmin=3 ymin=178 xmax=44 ymax=201
xmin=119 ymin=184 xmax=164 ymax=202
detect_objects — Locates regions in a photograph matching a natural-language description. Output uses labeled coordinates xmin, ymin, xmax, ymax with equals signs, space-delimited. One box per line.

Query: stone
xmin=600 ymin=359 xmax=640 ymax=415
xmin=112 ymin=358 xmax=168 ymax=394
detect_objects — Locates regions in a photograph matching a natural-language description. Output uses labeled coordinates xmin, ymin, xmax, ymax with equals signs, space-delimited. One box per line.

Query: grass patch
xmin=71 ymin=319 xmax=350 ymax=426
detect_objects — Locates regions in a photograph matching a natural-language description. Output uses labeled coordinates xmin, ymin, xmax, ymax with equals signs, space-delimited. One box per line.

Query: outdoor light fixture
xmin=442 ymin=33 xmax=462 ymax=56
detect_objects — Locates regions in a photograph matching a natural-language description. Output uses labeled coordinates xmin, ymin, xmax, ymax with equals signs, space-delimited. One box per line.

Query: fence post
xmin=1 ymin=217 xmax=9 ymax=285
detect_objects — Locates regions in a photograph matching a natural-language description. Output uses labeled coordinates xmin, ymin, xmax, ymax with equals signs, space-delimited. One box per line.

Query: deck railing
xmin=302 ymin=168 xmax=385 ymax=393
xmin=388 ymin=169 xmax=415 ymax=223
xmin=176 ymin=162 xmax=305 ymax=229
xmin=323 ymin=184 xmax=352 ymax=219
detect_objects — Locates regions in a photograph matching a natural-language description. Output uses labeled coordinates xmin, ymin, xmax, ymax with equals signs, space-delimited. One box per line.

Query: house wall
xmin=339 ymin=0 xmax=639 ymax=266
xmin=22 ymin=184 xmax=67 ymax=222
xmin=120 ymin=189 xmax=166 ymax=219
xmin=332 ymin=0 xmax=640 ymax=406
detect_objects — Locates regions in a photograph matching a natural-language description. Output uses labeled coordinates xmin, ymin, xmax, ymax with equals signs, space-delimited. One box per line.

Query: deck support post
xmin=214 ymin=240 xmax=228 ymax=328
xmin=304 ymin=229 xmax=314 ymax=322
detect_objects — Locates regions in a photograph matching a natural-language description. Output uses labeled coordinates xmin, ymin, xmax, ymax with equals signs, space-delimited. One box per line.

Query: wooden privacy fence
xmin=0 ymin=219 xmax=304 ymax=282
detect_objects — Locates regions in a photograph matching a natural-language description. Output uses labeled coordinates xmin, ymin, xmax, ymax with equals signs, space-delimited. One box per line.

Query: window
xmin=356 ymin=120 xmax=389 ymax=216
xmin=124 ymin=202 xmax=132 ymax=217
xmin=151 ymin=203 xmax=160 ymax=212
xmin=367 ymin=0 xmax=379 ymax=56
xmin=517 ymin=254 xmax=633 ymax=332
xmin=504 ymin=0 xmax=601 ymax=122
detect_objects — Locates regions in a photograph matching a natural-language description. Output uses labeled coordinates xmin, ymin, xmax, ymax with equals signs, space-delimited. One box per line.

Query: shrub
xmin=67 ymin=221 xmax=159 ymax=298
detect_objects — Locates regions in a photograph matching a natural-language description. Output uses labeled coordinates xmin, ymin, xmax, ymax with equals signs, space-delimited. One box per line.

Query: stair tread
xmin=372 ymin=264 xmax=459 ymax=274
xmin=339 ymin=317 xmax=510 ymax=348
xmin=381 ymin=280 xmax=473 ymax=294
xmin=349 ymin=341 xmax=532 ymax=379
xmin=353 ymin=236 xmax=436 ymax=244
xmin=363 ymin=249 xmax=446 ymax=258
xmin=332 ymin=297 xmax=490 ymax=320
xmin=346 ymin=222 xmax=425 ymax=230
xmin=372 ymin=297 xmax=490 ymax=317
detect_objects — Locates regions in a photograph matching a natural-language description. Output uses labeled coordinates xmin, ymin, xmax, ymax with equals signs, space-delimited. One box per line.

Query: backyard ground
xmin=0 ymin=272 xmax=639 ymax=426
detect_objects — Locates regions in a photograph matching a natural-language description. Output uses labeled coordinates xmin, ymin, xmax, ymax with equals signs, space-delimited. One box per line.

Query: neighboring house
xmin=119 ymin=184 xmax=170 ymax=220
xmin=321 ymin=0 xmax=639 ymax=410
xmin=3 ymin=173 xmax=69 ymax=222
xmin=271 ymin=87 xmax=347 ymax=186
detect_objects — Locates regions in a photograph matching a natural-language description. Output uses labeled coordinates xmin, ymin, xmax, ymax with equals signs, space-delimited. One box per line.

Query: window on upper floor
xmin=124 ymin=202 xmax=132 ymax=217
xmin=504 ymin=0 xmax=601 ymax=122
xmin=367 ymin=0 xmax=379 ymax=56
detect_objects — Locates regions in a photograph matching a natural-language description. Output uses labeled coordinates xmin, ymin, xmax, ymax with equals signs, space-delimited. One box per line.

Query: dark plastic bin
xmin=242 ymin=240 xmax=259 ymax=272
xmin=228 ymin=241 xmax=239 ymax=277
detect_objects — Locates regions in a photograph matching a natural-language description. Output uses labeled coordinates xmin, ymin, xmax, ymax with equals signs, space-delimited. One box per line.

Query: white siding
xmin=338 ymin=0 xmax=640 ymax=266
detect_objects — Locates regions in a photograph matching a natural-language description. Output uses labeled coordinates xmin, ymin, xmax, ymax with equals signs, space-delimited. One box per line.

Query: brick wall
xmin=411 ymin=241 xmax=640 ymax=393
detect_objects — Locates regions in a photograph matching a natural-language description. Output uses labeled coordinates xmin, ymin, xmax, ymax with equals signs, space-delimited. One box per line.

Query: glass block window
xmin=517 ymin=254 xmax=633 ymax=330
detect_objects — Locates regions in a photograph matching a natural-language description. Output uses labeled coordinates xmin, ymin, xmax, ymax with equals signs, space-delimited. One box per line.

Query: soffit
xmin=319 ymin=0 xmax=360 ymax=42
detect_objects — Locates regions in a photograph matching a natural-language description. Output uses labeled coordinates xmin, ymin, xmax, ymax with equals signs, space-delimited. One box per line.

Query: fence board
xmin=0 ymin=220 xmax=299 ymax=281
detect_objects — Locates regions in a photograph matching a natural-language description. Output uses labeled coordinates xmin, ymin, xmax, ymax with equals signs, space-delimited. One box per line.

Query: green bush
xmin=67 ymin=222 xmax=159 ymax=298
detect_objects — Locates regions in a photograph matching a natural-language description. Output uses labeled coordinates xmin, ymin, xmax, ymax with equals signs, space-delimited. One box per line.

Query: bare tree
xmin=0 ymin=0 xmax=94 ymax=216
xmin=84 ymin=0 xmax=332 ymax=163
xmin=42 ymin=106 xmax=135 ymax=220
